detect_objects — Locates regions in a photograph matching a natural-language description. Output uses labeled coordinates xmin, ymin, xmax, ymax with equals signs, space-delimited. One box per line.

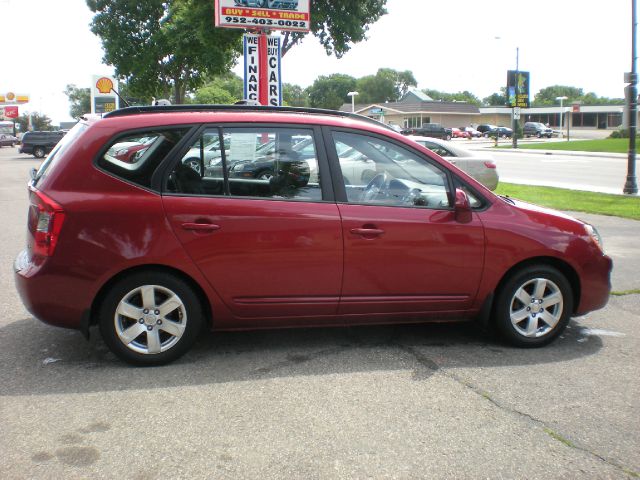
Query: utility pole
xmin=624 ymin=0 xmax=638 ymax=194
xmin=512 ymin=47 xmax=519 ymax=149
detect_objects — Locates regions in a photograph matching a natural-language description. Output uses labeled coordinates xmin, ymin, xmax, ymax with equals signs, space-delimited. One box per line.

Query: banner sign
xmin=506 ymin=70 xmax=530 ymax=108
xmin=215 ymin=0 xmax=311 ymax=32
xmin=266 ymin=35 xmax=282 ymax=106
xmin=91 ymin=75 xmax=119 ymax=114
xmin=244 ymin=34 xmax=261 ymax=102
xmin=244 ymin=33 xmax=281 ymax=106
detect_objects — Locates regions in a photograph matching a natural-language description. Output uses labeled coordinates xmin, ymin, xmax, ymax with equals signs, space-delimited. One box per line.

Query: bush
xmin=609 ymin=128 xmax=640 ymax=139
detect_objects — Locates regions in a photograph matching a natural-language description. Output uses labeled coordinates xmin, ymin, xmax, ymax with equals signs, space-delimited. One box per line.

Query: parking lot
xmin=1 ymin=146 xmax=638 ymax=479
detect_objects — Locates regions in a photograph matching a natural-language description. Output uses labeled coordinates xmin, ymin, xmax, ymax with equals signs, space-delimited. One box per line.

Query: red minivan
xmin=14 ymin=105 xmax=612 ymax=365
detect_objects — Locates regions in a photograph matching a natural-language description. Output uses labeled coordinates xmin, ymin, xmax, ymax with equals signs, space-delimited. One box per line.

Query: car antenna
xmin=111 ymin=87 xmax=131 ymax=107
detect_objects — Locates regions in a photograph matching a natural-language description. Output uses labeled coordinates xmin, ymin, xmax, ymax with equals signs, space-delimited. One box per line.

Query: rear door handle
xmin=181 ymin=222 xmax=221 ymax=232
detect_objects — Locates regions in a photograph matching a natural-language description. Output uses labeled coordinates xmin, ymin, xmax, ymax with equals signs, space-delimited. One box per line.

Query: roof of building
xmin=339 ymin=101 xmax=480 ymax=115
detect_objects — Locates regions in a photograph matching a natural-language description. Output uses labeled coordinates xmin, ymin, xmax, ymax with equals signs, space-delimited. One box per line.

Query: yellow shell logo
xmin=95 ymin=77 xmax=114 ymax=94
xmin=6 ymin=92 xmax=15 ymax=101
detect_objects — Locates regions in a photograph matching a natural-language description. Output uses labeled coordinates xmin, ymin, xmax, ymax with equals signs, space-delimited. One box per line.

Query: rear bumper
xmin=14 ymin=250 xmax=88 ymax=330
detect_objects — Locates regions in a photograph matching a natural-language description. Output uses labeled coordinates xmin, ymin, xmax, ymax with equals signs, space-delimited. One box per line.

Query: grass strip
xmin=494 ymin=183 xmax=640 ymax=220
xmin=513 ymin=138 xmax=629 ymax=154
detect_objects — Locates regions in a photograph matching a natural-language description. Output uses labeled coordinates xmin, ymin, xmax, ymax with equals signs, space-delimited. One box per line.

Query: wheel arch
xmin=89 ymin=264 xmax=213 ymax=329
xmin=487 ymin=256 xmax=581 ymax=319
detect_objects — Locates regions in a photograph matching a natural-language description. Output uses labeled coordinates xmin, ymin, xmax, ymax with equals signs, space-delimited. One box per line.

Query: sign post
xmin=507 ymin=70 xmax=530 ymax=148
xmin=215 ymin=0 xmax=310 ymax=106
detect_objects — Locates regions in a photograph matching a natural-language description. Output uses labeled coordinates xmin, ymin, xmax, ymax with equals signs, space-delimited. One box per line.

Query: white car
xmin=407 ymin=136 xmax=499 ymax=190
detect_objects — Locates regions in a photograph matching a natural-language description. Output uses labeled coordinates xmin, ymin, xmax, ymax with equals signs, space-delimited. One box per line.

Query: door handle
xmin=350 ymin=227 xmax=385 ymax=237
xmin=181 ymin=222 xmax=221 ymax=232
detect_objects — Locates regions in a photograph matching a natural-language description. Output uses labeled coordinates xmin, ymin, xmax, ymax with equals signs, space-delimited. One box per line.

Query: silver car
xmin=408 ymin=136 xmax=499 ymax=190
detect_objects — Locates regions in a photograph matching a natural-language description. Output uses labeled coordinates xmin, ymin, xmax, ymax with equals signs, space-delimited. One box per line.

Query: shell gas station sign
xmin=91 ymin=75 xmax=119 ymax=114
xmin=0 ymin=92 xmax=30 ymax=104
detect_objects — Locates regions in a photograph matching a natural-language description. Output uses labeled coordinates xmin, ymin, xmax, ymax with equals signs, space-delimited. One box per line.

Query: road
xmin=487 ymin=149 xmax=630 ymax=195
xmin=1 ymin=146 xmax=639 ymax=479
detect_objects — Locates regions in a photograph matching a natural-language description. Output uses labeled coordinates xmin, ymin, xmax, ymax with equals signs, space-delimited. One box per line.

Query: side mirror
xmin=454 ymin=188 xmax=472 ymax=223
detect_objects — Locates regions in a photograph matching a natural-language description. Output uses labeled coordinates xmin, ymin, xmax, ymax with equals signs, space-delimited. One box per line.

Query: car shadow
xmin=0 ymin=317 xmax=602 ymax=396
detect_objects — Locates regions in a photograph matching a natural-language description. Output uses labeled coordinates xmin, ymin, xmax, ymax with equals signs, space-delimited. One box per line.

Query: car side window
xmin=419 ymin=141 xmax=452 ymax=157
xmin=99 ymin=128 xmax=190 ymax=189
xmin=168 ymin=127 xmax=323 ymax=202
xmin=333 ymin=131 xmax=451 ymax=209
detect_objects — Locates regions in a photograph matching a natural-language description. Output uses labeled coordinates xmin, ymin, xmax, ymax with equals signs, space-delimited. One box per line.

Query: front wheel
xmin=98 ymin=271 xmax=204 ymax=365
xmin=494 ymin=265 xmax=573 ymax=347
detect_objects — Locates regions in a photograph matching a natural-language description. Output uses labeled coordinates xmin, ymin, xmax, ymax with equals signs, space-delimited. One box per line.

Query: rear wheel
xmin=98 ymin=271 xmax=204 ymax=365
xmin=494 ymin=265 xmax=573 ymax=347
xmin=33 ymin=146 xmax=46 ymax=158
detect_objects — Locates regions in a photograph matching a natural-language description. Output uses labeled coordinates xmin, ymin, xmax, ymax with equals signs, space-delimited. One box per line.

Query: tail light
xmin=484 ymin=161 xmax=497 ymax=169
xmin=27 ymin=187 xmax=66 ymax=257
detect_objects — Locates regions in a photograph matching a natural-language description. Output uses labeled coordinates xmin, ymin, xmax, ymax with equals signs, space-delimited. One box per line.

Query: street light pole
xmin=347 ymin=91 xmax=359 ymax=113
xmin=556 ymin=96 xmax=568 ymax=138
xmin=623 ymin=0 xmax=638 ymax=194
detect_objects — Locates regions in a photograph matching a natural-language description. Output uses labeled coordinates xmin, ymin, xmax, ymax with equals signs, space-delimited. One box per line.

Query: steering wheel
xmin=361 ymin=172 xmax=389 ymax=203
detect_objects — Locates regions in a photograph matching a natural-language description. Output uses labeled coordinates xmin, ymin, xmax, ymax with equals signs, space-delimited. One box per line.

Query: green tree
xmin=482 ymin=88 xmax=508 ymax=106
xmin=63 ymin=84 xmax=91 ymax=119
xmin=307 ymin=74 xmax=356 ymax=110
xmin=87 ymin=0 xmax=243 ymax=104
xmin=357 ymin=68 xmax=417 ymax=103
xmin=281 ymin=0 xmax=388 ymax=58
xmin=423 ymin=89 xmax=481 ymax=106
xmin=15 ymin=113 xmax=54 ymax=132
xmin=194 ymin=73 xmax=244 ymax=104
xmin=283 ymin=83 xmax=308 ymax=107
xmin=532 ymin=85 xmax=584 ymax=106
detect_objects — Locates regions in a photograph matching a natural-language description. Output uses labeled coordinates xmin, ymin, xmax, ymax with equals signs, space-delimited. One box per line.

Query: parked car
xmin=19 ymin=130 xmax=66 ymax=158
xmin=462 ymin=126 xmax=482 ymax=138
xmin=523 ymin=122 xmax=553 ymax=138
xmin=408 ymin=136 xmax=499 ymax=190
xmin=401 ymin=123 xmax=452 ymax=140
xmin=0 ymin=133 xmax=19 ymax=147
xmin=484 ymin=126 xmax=514 ymax=139
xmin=451 ymin=127 xmax=470 ymax=139
xmin=476 ymin=124 xmax=497 ymax=136
xmin=14 ymin=104 xmax=612 ymax=366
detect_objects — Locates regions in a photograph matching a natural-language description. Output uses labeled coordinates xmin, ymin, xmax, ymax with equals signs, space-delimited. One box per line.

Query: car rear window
xmin=34 ymin=124 xmax=86 ymax=185
xmin=98 ymin=128 xmax=190 ymax=189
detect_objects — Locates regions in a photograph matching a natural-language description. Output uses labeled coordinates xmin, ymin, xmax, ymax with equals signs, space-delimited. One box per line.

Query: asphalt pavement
xmin=0 ymin=146 xmax=638 ymax=479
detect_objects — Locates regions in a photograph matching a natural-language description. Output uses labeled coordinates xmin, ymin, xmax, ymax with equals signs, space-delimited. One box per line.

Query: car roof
xmin=97 ymin=105 xmax=396 ymax=135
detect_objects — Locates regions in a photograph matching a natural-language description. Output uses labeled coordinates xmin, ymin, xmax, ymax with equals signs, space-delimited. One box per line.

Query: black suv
xmin=523 ymin=122 xmax=553 ymax=138
xmin=19 ymin=131 xmax=66 ymax=158
xmin=401 ymin=123 xmax=452 ymax=140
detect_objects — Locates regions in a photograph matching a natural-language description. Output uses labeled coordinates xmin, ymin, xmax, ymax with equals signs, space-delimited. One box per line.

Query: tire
xmin=445 ymin=134 xmax=452 ymax=141
xmin=257 ymin=169 xmax=273 ymax=180
xmin=185 ymin=158 xmax=201 ymax=174
xmin=33 ymin=146 xmax=46 ymax=158
xmin=483 ymin=133 xmax=489 ymax=138
xmin=98 ymin=271 xmax=204 ymax=366
xmin=494 ymin=265 xmax=573 ymax=347
xmin=536 ymin=132 xmax=542 ymax=138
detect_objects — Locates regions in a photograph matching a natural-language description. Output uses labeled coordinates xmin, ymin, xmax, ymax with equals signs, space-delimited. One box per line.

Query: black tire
xmin=536 ymin=132 xmax=542 ymax=138
xmin=445 ymin=134 xmax=451 ymax=141
xmin=98 ymin=271 xmax=204 ymax=366
xmin=494 ymin=265 xmax=573 ymax=348
xmin=33 ymin=146 xmax=46 ymax=158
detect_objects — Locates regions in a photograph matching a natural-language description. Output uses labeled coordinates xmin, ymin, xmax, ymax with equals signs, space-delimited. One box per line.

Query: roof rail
xmin=102 ymin=104 xmax=395 ymax=131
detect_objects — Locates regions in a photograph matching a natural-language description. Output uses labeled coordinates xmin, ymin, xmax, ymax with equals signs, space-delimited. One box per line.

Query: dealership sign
xmin=215 ymin=0 xmax=311 ymax=32
xmin=243 ymin=33 xmax=281 ymax=106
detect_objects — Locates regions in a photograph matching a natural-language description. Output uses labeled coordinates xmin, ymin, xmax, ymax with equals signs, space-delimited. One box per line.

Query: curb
xmin=484 ymin=148 xmax=627 ymax=160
